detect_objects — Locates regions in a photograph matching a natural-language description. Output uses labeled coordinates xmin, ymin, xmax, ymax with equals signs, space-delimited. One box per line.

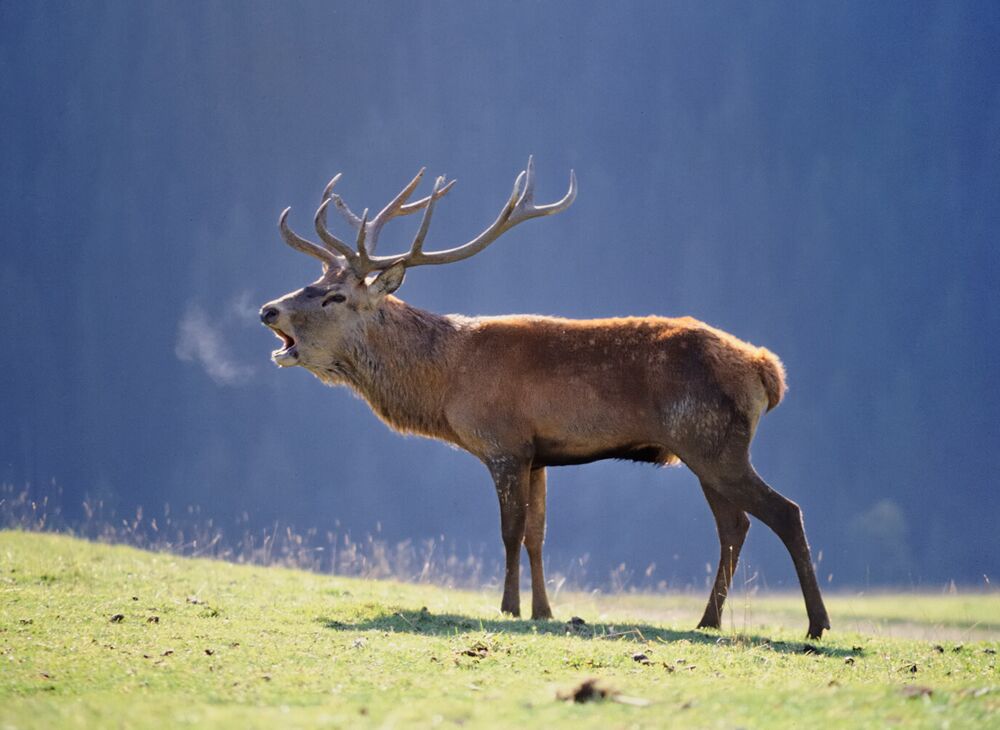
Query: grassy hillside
xmin=1 ymin=531 xmax=997 ymax=728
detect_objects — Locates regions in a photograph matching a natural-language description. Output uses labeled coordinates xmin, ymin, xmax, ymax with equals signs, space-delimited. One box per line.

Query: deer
xmin=260 ymin=157 xmax=831 ymax=639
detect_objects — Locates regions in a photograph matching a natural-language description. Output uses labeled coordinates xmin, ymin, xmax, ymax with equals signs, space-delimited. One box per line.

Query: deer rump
xmin=450 ymin=314 xmax=786 ymax=469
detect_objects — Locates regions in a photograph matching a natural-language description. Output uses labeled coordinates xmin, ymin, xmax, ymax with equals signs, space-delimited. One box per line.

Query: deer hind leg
xmin=714 ymin=464 xmax=831 ymax=639
xmin=524 ymin=466 xmax=553 ymax=620
xmin=487 ymin=457 xmax=531 ymax=617
xmin=697 ymin=482 xmax=750 ymax=630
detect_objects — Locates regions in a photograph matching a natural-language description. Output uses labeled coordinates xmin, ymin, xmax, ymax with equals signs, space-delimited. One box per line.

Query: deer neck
xmin=335 ymin=298 xmax=461 ymax=441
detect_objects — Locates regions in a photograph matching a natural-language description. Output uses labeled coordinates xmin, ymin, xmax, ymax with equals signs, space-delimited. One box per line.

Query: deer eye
xmin=322 ymin=293 xmax=346 ymax=307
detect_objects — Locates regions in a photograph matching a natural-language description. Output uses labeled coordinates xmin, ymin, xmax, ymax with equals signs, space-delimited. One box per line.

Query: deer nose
xmin=260 ymin=307 xmax=279 ymax=325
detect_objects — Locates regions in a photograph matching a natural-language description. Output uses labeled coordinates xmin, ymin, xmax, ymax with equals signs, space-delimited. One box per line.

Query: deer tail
xmin=753 ymin=347 xmax=787 ymax=411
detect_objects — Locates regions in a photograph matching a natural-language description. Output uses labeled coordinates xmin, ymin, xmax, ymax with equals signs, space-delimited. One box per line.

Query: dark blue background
xmin=2 ymin=1 xmax=998 ymax=588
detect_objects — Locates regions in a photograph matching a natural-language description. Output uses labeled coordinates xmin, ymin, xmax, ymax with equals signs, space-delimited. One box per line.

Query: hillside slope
xmin=1 ymin=532 xmax=997 ymax=728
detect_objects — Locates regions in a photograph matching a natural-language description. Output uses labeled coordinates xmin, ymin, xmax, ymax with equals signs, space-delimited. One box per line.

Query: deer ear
xmin=369 ymin=262 xmax=406 ymax=298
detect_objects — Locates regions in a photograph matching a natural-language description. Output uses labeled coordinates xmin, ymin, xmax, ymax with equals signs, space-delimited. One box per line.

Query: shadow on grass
xmin=317 ymin=608 xmax=857 ymax=657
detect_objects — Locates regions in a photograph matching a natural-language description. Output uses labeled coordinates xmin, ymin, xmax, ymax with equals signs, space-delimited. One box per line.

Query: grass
xmin=1 ymin=531 xmax=997 ymax=728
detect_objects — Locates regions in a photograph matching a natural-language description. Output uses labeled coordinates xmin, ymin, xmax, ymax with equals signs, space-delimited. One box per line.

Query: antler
xmin=324 ymin=169 xmax=457 ymax=255
xmin=280 ymin=156 xmax=576 ymax=278
xmin=279 ymin=207 xmax=341 ymax=271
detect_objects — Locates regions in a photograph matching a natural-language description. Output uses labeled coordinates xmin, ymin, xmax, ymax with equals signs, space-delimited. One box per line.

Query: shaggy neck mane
xmin=330 ymin=298 xmax=461 ymax=441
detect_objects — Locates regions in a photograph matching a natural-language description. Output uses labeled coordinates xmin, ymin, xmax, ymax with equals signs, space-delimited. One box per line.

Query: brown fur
xmin=330 ymin=303 xmax=782 ymax=470
xmin=754 ymin=348 xmax=787 ymax=411
xmin=261 ymin=166 xmax=829 ymax=638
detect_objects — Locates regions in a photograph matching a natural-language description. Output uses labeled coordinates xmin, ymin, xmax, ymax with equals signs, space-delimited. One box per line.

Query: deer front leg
xmin=487 ymin=457 xmax=531 ymax=617
xmin=525 ymin=466 xmax=553 ymax=620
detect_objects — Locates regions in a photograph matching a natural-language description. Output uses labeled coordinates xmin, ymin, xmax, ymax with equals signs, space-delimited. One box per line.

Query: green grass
xmin=1 ymin=531 xmax=997 ymax=728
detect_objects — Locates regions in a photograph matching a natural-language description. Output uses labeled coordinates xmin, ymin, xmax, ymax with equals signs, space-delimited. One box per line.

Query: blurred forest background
xmin=2 ymin=1 xmax=997 ymax=589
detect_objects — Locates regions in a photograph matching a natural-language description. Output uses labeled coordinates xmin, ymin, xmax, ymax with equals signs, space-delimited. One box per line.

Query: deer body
xmin=261 ymin=159 xmax=831 ymax=638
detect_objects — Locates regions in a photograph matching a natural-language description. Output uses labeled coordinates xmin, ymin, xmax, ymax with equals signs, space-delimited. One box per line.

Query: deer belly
xmin=532 ymin=435 xmax=668 ymax=467
xmin=531 ymin=411 xmax=670 ymax=466
xmin=522 ymin=377 xmax=671 ymax=466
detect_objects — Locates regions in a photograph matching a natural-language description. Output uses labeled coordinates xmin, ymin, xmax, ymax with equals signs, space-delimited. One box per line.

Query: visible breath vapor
xmin=175 ymin=299 xmax=256 ymax=386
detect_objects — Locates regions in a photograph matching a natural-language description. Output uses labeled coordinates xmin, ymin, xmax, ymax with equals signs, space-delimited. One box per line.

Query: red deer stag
xmin=260 ymin=158 xmax=831 ymax=638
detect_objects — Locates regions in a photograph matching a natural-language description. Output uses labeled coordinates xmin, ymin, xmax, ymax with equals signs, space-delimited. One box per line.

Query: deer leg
xmin=488 ymin=457 xmax=531 ymax=617
xmin=524 ymin=466 xmax=553 ymax=620
xmin=697 ymin=482 xmax=750 ymax=630
xmin=717 ymin=466 xmax=831 ymax=639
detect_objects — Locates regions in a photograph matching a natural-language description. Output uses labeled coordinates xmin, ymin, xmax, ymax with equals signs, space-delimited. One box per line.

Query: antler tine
xmin=367 ymin=170 xmax=459 ymax=254
xmin=322 ymin=173 xmax=343 ymax=201
xmin=314 ymin=197 xmax=359 ymax=260
xmin=507 ymin=156 xmax=577 ymax=225
xmin=372 ymin=168 xmax=424 ymax=223
xmin=409 ymin=176 xmax=446 ymax=256
xmin=398 ymin=178 xmax=457 ymax=215
xmin=280 ymin=207 xmax=340 ymax=271
xmin=504 ymin=170 xmax=528 ymax=220
xmin=533 ymin=168 xmax=577 ymax=216
xmin=329 ymin=193 xmax=364 ymax=229
xmin=355 ymin=209 xmax=372 ymax=271
xmin=323 ymin=174 xmax=365 ymax=231
xmin=360 ymin=169 xmax=423 ymax=255
xmin=516 ymin=154 xmax=535 ymax=208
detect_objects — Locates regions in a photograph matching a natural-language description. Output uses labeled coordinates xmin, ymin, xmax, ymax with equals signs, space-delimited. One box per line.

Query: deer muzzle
xmin=260 ymin=305 xmax=298 ymax=366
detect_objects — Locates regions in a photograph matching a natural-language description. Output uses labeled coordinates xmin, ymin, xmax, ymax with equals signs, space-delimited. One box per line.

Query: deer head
xmin=259 ymin=157 xmax=576 ymax=371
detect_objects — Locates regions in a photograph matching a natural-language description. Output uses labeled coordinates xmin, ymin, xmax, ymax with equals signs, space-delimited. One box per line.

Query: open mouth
xmin=269 ymin=326 xmax=298 ymax=364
